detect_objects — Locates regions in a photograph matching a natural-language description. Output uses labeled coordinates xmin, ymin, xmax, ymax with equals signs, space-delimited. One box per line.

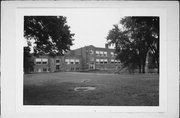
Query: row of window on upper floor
xmin=96 ymin=59 xmax=120 ymax=64
xmin=89 ymin=50 xmax=116 ymax=57
xmin=35 ymin=57 xmax=119 ymax=65
xmin=65 ymin=59 xmax=80 ymax=65
xmin=35 ymin=58 xmax=60 ymax=65
xmin=35 ymin=58 xmax=80 ymax=65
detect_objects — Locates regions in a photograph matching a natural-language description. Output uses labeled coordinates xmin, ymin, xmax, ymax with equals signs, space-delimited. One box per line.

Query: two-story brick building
xmin=29 ymin=45 xmax=121 ymax=73
xmin=73 ymin=45 xmax=121 ymax=71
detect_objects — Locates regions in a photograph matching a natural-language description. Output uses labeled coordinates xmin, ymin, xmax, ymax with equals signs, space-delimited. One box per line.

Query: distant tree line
xmin=107 ymin=17 xmax=159 ymax=73
xmin=24 ymin=16 xmax=74 ymax=73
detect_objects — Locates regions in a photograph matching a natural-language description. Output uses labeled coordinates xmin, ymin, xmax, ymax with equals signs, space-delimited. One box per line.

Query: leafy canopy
xmin=107 ymin=16 xmax=159 ymax=73
xmin=24 ymin=16 xmax=74 ymax=56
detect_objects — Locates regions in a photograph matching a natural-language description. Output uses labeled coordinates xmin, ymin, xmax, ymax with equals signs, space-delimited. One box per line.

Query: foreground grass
xmin=24 ymin=72 xmax=159 ymax=106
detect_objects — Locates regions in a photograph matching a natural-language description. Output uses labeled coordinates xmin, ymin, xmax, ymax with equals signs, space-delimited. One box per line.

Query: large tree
xmin=24 ymin=16 xmax=74 ymax=56
xmin=24 ymin=16 xmax=74 ymax=73
xmin=107 ymin=16 xmax=159 ymax=73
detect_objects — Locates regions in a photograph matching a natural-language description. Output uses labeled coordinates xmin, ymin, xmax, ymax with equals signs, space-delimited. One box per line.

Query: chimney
xmin=105 ymin=44 xmax=109 ymax=49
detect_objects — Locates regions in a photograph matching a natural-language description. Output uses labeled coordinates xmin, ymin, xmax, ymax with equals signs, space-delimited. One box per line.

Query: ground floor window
xmin=43 ymin=68 xmax=47 ymax=72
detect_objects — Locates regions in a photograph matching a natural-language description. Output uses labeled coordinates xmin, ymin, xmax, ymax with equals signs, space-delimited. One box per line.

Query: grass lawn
xmin=24 ymin=72 xmax=159 ymax=106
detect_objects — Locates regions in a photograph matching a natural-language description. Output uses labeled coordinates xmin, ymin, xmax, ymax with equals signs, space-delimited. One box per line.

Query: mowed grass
xmin=24 ymin=72 xmax=159 ymax=106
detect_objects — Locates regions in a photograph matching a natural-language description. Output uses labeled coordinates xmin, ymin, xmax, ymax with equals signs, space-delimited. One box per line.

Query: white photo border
xmin=2 ymin=1 xmax=179 ymax=118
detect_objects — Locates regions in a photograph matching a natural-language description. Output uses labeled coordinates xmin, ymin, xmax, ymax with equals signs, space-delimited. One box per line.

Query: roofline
xmin=72 ymin=45 xmax=115 ymax=51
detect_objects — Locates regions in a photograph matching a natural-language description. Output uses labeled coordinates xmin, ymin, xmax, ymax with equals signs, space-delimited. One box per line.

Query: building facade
xmin=29 ymin=45 xmax=121 ymax=73
xmin=73 ymin=45 xmax=121 ymax=71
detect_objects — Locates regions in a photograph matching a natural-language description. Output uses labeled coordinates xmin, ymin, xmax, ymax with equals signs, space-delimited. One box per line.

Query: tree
xmin=24 ymin=46 xmax=34 ymax=73
xmin=24 ymin=16 xmax=74 ymax=56
xmin=24 ymin=16 xmax=74 ymax=73
xmin=107 ymin=17 xmax=159 ymax=73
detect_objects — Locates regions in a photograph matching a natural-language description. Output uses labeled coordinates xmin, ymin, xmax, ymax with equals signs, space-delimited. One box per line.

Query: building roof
xmin=73 ymin=45 xmax=115 ymax=51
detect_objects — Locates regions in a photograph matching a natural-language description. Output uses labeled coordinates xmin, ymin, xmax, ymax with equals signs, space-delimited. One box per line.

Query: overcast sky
xmin=61 ymin=8 xmax=123 ymax=49
xmin=24 ymin=8 xmax=124 ymax=50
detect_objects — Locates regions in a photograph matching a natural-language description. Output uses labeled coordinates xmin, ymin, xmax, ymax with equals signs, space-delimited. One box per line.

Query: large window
xmin=42 ymin=58 xmax=48 ymax=64
xmin=95 ymin=51 xmax=99 ymax=56
xmin=111 ymin=59 xmax=115 ymax=63
xmin=96 ymin=59 xmax=100 ymax=64
xmin=75 ymin=59 xmax=80 ymax=64
xmin=70 ymin=59 xmax=75 ymax=64
xmin=100 ymin=51 xmax=103 ymax=57
xmin=104 ymin=59 xmax=108 ymax=64
xmin=104 ymin=52 xmax=107 ymax=57
xmin=35 ymin=58 xmax=41 ymax=64
xmin=65 ymin=59 xmax=70 ymax=65
xmin=100 ymin=59 xmax=104 ymax=64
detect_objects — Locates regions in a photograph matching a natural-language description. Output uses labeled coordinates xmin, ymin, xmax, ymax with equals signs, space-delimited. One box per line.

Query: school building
xmin=30 ymin=45 xmax=121 ymax=73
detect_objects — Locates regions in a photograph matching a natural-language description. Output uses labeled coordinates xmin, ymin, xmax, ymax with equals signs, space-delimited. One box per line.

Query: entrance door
xmin=89 ymin=63 xmax=95 ymax=70
xmin=56 ymin=65 xmax=60 ymax=71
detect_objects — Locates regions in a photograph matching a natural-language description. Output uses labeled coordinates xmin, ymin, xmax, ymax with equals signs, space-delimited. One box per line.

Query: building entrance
xmin=89 ymin=63 xmax=95 ymax=70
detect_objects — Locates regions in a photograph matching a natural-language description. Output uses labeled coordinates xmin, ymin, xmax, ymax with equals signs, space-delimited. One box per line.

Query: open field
xmin=24 ymin=72 xmax=159 ymax=106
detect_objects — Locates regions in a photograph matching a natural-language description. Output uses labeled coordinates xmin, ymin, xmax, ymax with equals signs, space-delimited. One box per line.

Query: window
xmin=70 ymin=59 xmax=75 ymax=64
xmin=104 ymin=52 xmax=107 ymax=57
xmin=104 ymin=59 xmax=108 ymax=64
xmin=95 ymin=51 xmax=99 ymax=56
xmin=71 ymin=67 xmax=74 ymax=71
xmin=111 ymin=59 xmax=115 ymax=63
xmin=75 ymin=59 xmax=80 ymax=64
xmin=35 ymin=58 xmax=41 ymax=64
xmin=100 ymin=59 xmax=104 ymax=64
xmin=65 ymin=59 xmax=70 ymax=65
xmin=76 ymin=67 xmax=79 ymax=71
xmin=42 ymin=58 xmax=48 ymax=64
xmin=96 ymin=59 xmax=100 ymax=64
xmin=100 ymin=51 xmax=103 ymax=57
xmin=56 ymin=59 xmax=60 ymax=63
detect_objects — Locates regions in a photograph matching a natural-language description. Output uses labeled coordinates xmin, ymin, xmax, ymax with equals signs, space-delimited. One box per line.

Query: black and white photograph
xmin=23 ymin=10 xmax=159 ymax=106
xmin=1 ymin=1 xmax=179 ymax=118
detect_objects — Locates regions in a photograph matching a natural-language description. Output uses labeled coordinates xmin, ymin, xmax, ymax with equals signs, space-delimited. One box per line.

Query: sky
xmin=58 ymin=8 xmax=123 ymax=50
xmin=24 ymin=8 xmax=124 ymax=50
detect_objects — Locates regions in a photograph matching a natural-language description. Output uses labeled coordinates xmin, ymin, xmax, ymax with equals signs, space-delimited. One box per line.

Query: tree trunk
xmin=139 ymin=64 xmax=141 ymax=73
xmin=142 ymin=64 xmax=145 ymax=73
